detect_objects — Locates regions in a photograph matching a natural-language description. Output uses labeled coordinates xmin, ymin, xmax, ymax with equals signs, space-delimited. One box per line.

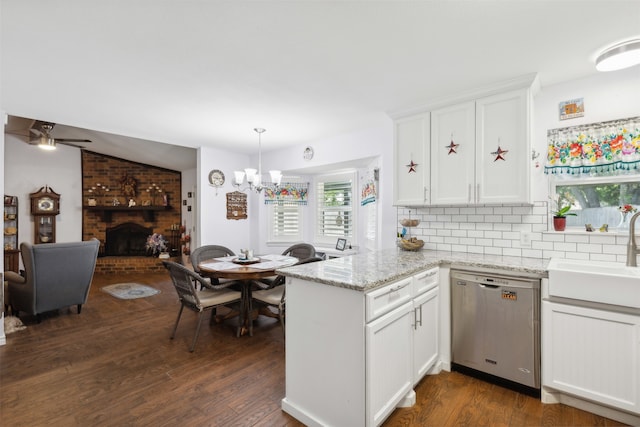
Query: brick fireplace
xmin=81 ymin=150 xmax=182 ymax=273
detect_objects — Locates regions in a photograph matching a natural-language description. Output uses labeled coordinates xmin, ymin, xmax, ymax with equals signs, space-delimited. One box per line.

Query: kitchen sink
xmin=547 ymin=258 xmax=640 ymax=309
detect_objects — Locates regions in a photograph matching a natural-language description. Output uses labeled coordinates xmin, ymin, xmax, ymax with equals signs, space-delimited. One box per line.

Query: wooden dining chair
xmin=252 ymin=256 xmax=324 ymax=338
xmin=163 ymin=261 xmax=242 ymax=352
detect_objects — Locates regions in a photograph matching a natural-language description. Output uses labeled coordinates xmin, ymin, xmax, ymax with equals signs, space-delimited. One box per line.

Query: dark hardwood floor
xmin=1 ymin=272 xmax=626 ymax=426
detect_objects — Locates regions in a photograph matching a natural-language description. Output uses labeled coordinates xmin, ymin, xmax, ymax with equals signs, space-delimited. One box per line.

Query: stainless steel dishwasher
xmin=451 ymin=269 xmax=540 ymax=391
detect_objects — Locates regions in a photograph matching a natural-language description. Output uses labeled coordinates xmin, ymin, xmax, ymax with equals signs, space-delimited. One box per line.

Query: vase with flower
xmin=552 ymin=204 xmax=577 ymax=232
xmin=146 ymin=233 xmax=168 ymax=257
xmin=618 ymin=204 xmax=637 ymax=230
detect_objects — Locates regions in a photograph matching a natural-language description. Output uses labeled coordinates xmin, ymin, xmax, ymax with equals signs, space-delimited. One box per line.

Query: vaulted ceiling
xmin=2 ymin=1 xmax=640 ymax=162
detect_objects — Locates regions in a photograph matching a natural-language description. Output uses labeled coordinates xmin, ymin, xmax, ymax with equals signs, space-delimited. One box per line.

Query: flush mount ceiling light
xmin=233 ymin=128 xmax=282 ymax=193
xmin=595 ymin=38 xmax=640 ymax=72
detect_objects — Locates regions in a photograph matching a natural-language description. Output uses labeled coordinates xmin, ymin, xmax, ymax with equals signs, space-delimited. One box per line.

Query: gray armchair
xmin=5 ymin=239 xmax=100 ymax=321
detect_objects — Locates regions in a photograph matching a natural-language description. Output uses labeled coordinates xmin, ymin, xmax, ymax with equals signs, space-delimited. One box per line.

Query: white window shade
xmin=268 ymin=203 xmax=303 ymax=243
xmin=315 ymin=172 xmax=356 ymax=245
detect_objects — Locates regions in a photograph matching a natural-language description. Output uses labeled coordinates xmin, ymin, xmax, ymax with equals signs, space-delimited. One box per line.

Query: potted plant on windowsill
xmin=552 ymin=204 xmax=576 ymax=231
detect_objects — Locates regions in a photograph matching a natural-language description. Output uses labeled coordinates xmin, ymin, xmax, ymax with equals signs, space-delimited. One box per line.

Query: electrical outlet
xmin=520 ymin=232 xmax=532 ymax=247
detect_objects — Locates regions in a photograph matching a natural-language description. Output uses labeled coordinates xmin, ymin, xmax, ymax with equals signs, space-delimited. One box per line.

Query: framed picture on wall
xmin=336 ymin=238 xmax=347 ymax=251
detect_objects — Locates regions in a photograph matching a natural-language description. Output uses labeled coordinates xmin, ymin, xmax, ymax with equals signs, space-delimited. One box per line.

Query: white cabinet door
xmin=476 ymin=88 xmax=531 ymax=204
xmin=542 ymin=301 xmax=640 ymax=414
xmin=366 ymin=301 xmax=414 ymax=427
xmin=430 ymin=101 xmax=476 ymax=205
xmin=412 ymin=286 xmax=439 ymax=385
xmin=394 ymin=113 xmax=430 ymax=206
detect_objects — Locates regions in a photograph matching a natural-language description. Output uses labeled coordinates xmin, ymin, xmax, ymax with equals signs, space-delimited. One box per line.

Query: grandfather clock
xmin=30 ymin=185 xmax=60 ymax=244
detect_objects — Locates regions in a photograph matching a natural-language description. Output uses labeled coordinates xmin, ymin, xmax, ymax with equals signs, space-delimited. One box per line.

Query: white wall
xmin=196 ymin=146 xmax=252 ymax=253
xmin=4 ymin=135 xmax=84 ymax=245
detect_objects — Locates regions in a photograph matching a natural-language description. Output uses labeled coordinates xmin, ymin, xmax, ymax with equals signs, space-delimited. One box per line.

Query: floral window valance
xmin=264 ymin=182 xmax=309 ymax=205
xmin=545 ymin=116 xmax=640 ymax=175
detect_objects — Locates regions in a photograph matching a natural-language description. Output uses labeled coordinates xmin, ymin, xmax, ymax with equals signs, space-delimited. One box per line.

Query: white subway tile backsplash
xmin=503 ymin=248 xmax=522 ymax=257
xmin=467 ymin=246 xmax=485 ymax=254
xmin=476 ymin=207 xmax=494 ymax=214
xmin=576 ymin=243 xmax=602 ymax=253
xmin=522 ymin=249 xmax=543 ymax=258
xmin=564 ymin=235 xmax=589 ymax=243
xmin=484 ymin=215 xmax=502 ymax=223
xmin=400 ymin=202 xmax=631 ymax=261
xmin=494 ymin=207 xmax=512 ymax=214
xmin=493 ymin=223 xmax=512 ymax=232
xmin=602 ymin=244 xmax=626 ymax=255
xmin=554 ymin=242 xmax=577 ymax=252
xmin=476 ymin=238 xmax=493 ymax=246
xmin=564 ymin=252 xmax=590 ymax=260
xmin=485 ymin=246 xmax=503 ymax=255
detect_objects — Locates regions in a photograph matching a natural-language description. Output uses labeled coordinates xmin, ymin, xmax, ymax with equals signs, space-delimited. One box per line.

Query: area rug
xmin=4 ymin=316 xmax=26 ymax=334
xmin=101 ymin=283 xmax=160 ymax=300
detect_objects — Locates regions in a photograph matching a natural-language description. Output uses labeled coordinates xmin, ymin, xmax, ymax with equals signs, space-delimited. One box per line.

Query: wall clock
xmin=303 ymin=146 xmax=314 ymax=161
xmin=208 ymin=169 xmax=225 ymax=187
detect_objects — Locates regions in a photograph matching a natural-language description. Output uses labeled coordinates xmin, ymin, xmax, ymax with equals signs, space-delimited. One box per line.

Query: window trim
xmin=549 ymin=173 xmax=640 ymax=232
xmin=314 ymin=171 xmax=358 ymax=246
xmin=266 ymin=202 xmax=304 ymax=244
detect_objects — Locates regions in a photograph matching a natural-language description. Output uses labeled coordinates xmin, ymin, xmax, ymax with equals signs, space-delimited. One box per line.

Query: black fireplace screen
xmin=105 ymin=222 xmax=153 ymax=256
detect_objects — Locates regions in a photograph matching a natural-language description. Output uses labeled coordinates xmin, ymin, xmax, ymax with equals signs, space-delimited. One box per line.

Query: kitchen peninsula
xmin=277 ymin=248 xmax=548 ymax=427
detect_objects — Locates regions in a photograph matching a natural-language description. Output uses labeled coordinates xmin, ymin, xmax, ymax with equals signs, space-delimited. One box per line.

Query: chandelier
xmin=233 ymin=128 xmax=282 ymax=193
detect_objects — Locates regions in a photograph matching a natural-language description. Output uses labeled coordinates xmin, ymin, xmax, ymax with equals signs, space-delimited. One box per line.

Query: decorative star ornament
xmin=492 ymin=146 xmax=509 ymax=162
xmin=446 ymin=140 xmax=459 ymax=155
xmin=406 ymin=160 xmax=418 ymax=173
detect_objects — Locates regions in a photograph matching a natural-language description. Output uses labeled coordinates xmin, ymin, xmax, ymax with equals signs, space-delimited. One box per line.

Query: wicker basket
xmin=400 ymin=219 xmax=420 ymax=227
xmin=398 ymin=238 xmax=424 ymax=251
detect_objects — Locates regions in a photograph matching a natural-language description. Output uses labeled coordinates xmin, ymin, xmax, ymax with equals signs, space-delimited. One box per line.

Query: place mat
xmin=199 ymin=261 xmax=240 ymax=271
xmin=101 ymin=283 xmax=160 ymax=300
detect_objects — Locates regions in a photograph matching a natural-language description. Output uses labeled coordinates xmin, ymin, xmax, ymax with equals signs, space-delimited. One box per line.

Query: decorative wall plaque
xmin=226 ymin=191 xmax=247 ymax=220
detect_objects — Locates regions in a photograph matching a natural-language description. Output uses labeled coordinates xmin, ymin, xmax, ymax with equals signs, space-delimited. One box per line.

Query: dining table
xmin=197 ymin=254 xmax=298 ymax=336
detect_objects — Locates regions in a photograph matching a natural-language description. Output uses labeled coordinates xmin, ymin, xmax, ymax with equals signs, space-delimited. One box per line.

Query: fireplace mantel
xmin=84 ymin=205 xmax=172 ymax=222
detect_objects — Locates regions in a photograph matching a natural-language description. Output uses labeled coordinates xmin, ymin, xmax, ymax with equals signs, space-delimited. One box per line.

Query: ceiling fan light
xmin=39 ymin=137 xmax=56 ymax=150
xmin=596 ymin=39 xmax=640 ymax=71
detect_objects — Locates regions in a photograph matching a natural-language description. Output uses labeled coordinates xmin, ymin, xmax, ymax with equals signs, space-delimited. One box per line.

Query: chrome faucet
xmin=626 ymin=211 xmax=640 ymax=266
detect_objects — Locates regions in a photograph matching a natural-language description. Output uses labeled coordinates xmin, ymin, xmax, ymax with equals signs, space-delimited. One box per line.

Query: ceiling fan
xmin=27 ymin=121 xmax=93 ymax=150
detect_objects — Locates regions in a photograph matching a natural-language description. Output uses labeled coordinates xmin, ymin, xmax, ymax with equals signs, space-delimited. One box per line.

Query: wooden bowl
xmin=398 ymin=238 xmax=424 ymax=251
xmin=400 ymin=219 xmax=420 ymax=227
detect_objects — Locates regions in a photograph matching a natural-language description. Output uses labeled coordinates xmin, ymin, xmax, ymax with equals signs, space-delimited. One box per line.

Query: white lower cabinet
xmin=366 ymin=301 xmax=414 ymax=427
xmin=282 ymin=268 xmax=441 ymax=427
xmin=412 ymin=268 xmax=439 ymax=384
xmin=412 ymin=286 xmax=439 ymax=384
xmin=542 ymin=301 xmax=640 ymax=414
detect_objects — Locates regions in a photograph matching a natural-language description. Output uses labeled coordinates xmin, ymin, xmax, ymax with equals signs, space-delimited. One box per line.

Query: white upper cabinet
xmin=430 ymin=101 xmax=476 ymax=205
xmin=475 ymin=89 xmax=530 ymax=204
xmin=393 ymin=113 xmax=430 ymax=206
xmin=393 ymin=74 xmax=536 ymax=206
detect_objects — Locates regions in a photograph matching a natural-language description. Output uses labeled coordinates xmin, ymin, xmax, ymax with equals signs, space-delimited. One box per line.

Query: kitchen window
xmin=550 ymin=175 xmax=640 ymax=230
xmin=315 ymin=172 xmax=356 ymax=246
xmin=267 ymin=203 xmax=303 ymax=243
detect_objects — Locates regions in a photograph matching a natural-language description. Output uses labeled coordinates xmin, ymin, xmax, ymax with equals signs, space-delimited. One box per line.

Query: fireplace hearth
xmin=105 ymin=222 xmax=153 ymax=256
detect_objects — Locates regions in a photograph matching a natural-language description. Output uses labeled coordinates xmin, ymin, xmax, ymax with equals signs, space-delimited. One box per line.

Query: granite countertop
xmin=276 ymin=248 xmax=549 ymax=291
